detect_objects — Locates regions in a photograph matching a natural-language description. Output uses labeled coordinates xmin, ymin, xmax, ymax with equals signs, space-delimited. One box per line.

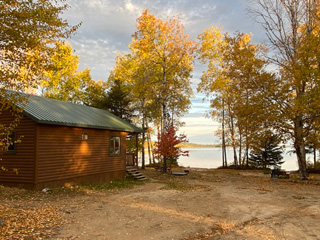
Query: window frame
xmin=4 ymin=131 xmax=17 ymax=154
xmin=110 ymin=135 xmax=121 ymax=156
xmin=82 ymin=133 xmax=88 ymax=140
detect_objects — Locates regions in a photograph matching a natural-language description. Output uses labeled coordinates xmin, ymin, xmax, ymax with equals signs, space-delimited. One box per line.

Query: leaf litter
xmin=0 ymin=202 xmax=64 ymax=239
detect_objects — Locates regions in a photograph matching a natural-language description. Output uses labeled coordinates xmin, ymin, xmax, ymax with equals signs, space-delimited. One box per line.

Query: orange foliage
xmin=154 ymin=125 xmax=189 ymax=161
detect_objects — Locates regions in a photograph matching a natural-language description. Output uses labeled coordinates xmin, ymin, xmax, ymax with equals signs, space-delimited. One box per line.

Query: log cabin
xmin=0 ymin=92 xmax=143 ymax=189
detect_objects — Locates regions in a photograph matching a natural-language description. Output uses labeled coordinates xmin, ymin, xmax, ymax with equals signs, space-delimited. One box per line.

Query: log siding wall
xmin=37 ymin=124 xmax=127 ymax=186
xmin=1 ymin=113 xmax=130 ymax=189
xmin=0 ymin=114 xmax=37 ymax=186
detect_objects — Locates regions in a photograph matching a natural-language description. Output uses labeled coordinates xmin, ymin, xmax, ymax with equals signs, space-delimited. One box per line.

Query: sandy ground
xmin=50 ymin=169 xmax=320 ymax=240
xmin=2 ymin=169 xmax=320 ymax=240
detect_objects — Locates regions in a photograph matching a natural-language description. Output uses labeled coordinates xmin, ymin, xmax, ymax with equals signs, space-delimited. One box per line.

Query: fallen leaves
xmin=0 ymin=203 xmax=63 ymax=239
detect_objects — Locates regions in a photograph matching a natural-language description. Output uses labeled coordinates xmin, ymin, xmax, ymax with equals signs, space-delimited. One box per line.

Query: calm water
xmin=141 ymin=147 xmax=314 ymax=171
xmin=175 ymin=148 xmax=300 ymax=171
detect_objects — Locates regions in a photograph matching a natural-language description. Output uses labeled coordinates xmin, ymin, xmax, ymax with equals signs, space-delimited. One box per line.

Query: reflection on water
xmin=176 ymin=148 xmax=300 ymax=171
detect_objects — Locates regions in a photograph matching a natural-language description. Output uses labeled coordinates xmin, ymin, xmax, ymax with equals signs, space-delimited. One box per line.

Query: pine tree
xmin=104 ymin=79 xmax=135 ymax=123
xmin=249 ymin=135 xmax=284 ymax=169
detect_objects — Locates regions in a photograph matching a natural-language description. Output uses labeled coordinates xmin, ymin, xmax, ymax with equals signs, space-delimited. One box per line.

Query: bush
xmin=146 ymin=162 xmax=162 ymax=168
xmin=217 ymin=164 xmax=264 ymax=170
xmin=307 ymin=160 xmax=320 ymax=170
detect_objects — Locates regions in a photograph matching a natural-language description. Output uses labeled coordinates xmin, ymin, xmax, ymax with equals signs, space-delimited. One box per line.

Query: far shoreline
xmin=176 ymin=143 xmax=221 ymax=148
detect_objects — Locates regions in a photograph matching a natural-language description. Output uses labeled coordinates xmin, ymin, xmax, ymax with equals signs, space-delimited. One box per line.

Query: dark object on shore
xmin=271 ymin=169 xmax=280 ymax=178
xmin=172 ymin=172 xmax=188 ymax=176
xmin=42 ymin=188 xmax=52 ymax=193
xmin=271 ymin=169 xmax=290 ymax=179
xmin=154 ymin=166 xmax=171 ymax=172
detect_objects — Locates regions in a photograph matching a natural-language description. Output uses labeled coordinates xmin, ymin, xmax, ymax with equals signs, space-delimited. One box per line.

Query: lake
xmin=175 ymin=147 xmax=300 ymax=171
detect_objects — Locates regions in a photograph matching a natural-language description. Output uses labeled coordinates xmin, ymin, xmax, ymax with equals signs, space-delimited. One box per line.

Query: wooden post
xmin=135 ymin=133 xmax=139 ymax=167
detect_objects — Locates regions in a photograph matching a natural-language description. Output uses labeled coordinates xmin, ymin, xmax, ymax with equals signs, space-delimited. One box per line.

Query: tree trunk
xmin=238 ymin=129 xmax=242 ymax=166
xmin=145 ymin=121 xmax=152 ymax=165
xmin=141 ymin=129 xmax=145 ymax=169
xmin=244 ymin=120 xmax=249 ymax=167
xmin=161 ymin=67 xmax=168 ymax=173
xmin=141 ymin=99 xmax=146 ymax=169
xmin=157 ymin=124 xmax=161 ymax=164
xmin=294 ymin=117 xmax=308 ymax=179
xmin=314 ymin=147 xmax=316 ymax=169
xmin=245 ymin=140 xmax=249 ymax=167
xmin=149 ymin=125 xmax=155 ymax=164
xmin=221 ymin=100 xmax=227 ymax=167
xmin=135 ymin=134 xmax=139 ymax=167
xmin=245 ymin=91 xmax=249 ymax=167
xmin=294 ymin=142 xmax=308 ymax=179
xmin=146 ymin=134 xmax=151 ymax=165
xmin=228 ymin=109 xmax=238 ymax=168
xmin=162 ymin=102 xmax=167 ymax=173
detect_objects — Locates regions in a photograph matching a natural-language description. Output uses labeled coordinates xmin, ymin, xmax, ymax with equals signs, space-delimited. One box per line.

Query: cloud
xmin=63 ymin=0 xmax=264 ymax=81
xmin=62 ymin=1 xmax=136 ymax=79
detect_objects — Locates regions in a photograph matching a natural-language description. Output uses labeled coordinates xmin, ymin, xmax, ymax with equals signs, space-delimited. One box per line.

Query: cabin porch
xmin=126 ymin=153 xmax=138 ymax=169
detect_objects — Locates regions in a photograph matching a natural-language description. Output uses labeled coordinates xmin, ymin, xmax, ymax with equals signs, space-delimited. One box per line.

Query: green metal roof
xmin=14 ymin=92 xmax=143 ymax=133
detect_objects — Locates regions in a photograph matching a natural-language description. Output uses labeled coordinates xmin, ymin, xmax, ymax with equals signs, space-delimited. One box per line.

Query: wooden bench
xmin=154 ymin=166 xmax=171 ymax=172
xmin=271 ymin=169 xmax=290 ymax=179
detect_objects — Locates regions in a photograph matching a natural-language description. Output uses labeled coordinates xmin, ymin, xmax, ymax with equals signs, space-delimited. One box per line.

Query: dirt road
xmin=51 ymin=169 xmax=320 ymax=240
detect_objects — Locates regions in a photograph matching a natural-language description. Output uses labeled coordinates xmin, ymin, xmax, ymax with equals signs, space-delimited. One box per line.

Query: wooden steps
xmin=126 ymin=169 xmax=148 ymax=181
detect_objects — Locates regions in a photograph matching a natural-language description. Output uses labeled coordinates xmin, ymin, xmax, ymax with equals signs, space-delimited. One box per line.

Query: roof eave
xmin=23 ymin=112 xmax=144 ymax=133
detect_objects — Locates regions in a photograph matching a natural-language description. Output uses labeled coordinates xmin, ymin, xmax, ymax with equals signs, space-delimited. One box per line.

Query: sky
xmin=63 ymin=0 xmax=266 ymax=144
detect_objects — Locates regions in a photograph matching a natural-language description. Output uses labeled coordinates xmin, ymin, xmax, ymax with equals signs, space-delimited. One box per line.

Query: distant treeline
xmin=176 ymin=143 xmax=221 ymax=148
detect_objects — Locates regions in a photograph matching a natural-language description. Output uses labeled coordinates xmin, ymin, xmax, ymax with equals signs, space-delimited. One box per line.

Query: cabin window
xmin=82 ymin=133 xmax=88 ymax=140
xmin=110 ymin=135 xmax=121 ymax=155
xmin=4 ymin=131 xmax=16 ymax=154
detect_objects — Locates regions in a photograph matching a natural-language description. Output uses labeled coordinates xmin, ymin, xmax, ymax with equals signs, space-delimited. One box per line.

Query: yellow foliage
xmin=111 ymin=9 xmax=197 ymax=124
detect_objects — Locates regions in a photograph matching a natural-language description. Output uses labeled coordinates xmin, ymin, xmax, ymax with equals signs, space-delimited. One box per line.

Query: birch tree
xmin=249 ymin=0 xmax=320 ymax=179
xmin=128 ymin=9 xmax=197 ymax=171
xmin=198 ymin=28 xmax=270 ymax=168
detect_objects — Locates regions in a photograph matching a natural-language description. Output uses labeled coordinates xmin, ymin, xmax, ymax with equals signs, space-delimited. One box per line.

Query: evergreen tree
xmin=249 ymin=135 xmax=284 ymax=169
xmin=103 ymin=79 xmax=135 ymax=123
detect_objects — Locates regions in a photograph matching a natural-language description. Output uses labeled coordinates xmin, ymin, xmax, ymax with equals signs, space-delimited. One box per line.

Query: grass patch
xmin=79 ymin=177 xmax=145 ymax=192
xmin=0 ymin=177 xmax=145 ymax=200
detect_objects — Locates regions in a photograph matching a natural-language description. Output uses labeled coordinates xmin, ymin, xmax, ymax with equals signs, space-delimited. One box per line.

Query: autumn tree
xmin=109 ymin=52 xmax=155 ymax=169
xmin=1 ymin=0 xmax=78 ymax=90
xmin=40 ymin=42 xmax=96 ymax=104
xmin=154 ymin=125 xmax=189 ymax=168
xmin=198 ymin=27 xmax=270 ymax=168
xmin=129 ymin=9 xmax=196 ymax=172
xmin=109 ymin=10 xmax=195 ymax=171
xmin=81 ymin=79 xmax=108 ymax=108
xmin=0 ymin=0 xmax=78 ymax=168
xmin=249 ymin=0 xmax=320 ymax=179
